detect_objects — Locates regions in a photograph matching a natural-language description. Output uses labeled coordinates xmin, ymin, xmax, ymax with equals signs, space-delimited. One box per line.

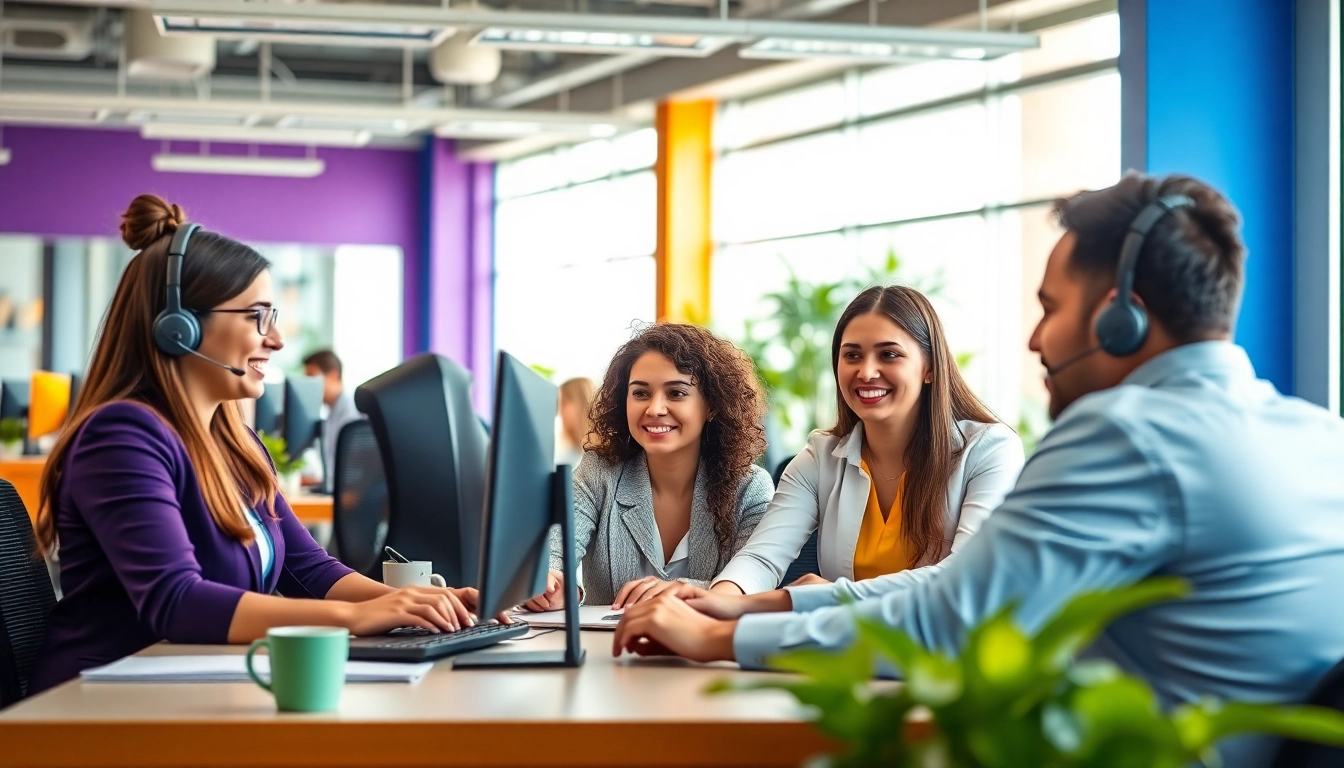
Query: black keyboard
xmin=348 ymin=621 xmax=529 ymax=662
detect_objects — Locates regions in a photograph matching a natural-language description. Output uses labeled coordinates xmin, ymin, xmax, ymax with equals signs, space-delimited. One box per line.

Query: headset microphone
xmin=175 ymin=339 xmax=246 ymax=376
xmin=1045 ymin=345 xmax=1101 ymax=379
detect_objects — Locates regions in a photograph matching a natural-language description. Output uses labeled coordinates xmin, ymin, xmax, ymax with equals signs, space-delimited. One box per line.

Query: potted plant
xmin=712 ymin=579 xmax=1344 ymax=767
xmin=259 ymin=432 xmax=305 ymax=498
xmin=732 ymin=251 xmax=953 ymax=446
xmin=0 ymin=417 xmax=23 ymax=459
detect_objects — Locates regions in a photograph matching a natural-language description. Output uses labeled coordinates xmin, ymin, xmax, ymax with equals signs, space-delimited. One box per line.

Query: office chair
xmin=1268 ymin=655 xmax=1344 ymax=767
xmin=0 ymin=479 xmax=57 ymax=708
xmin=331 ymin=420 xmax=390 ymax=579
xmin=769 ymin=455 xmax=821 ymax=587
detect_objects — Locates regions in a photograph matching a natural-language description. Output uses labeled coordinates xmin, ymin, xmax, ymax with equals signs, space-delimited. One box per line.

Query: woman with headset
xmin=28 ymin=195 xmax=496 ymax=695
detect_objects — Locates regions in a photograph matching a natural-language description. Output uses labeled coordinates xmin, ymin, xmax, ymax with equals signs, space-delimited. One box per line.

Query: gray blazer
xmin=548 ymin=451 xmax=774 ymax=605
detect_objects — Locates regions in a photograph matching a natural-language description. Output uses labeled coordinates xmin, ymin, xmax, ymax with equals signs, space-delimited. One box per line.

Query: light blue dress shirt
xmin=735 ymin=342 xmax=1344 ymax=768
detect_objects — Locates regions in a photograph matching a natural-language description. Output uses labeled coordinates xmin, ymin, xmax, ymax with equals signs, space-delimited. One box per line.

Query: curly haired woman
xmin=523 ymin=323 xmax=773 ymax=611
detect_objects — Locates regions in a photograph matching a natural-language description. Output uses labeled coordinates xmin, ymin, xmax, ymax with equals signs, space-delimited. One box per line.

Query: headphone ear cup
xmin=1095 ymin=300 xmax=1148 ymax=357
xmin=154 ymin=310 xmax=201 ymax=356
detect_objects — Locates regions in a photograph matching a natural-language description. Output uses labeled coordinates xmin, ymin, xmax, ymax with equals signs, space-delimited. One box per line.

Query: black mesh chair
xmin=0 ymin=479 xmax=57 ymax=707
xmin=1268 ymin=656 xmax=1344 ymax=768
xmin=770 ymin=455 xmax=821 ymax=587
xmin=331 ymin=420 xmax=390 ymax=579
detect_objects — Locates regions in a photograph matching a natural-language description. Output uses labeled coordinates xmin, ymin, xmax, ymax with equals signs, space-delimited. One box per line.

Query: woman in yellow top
xmin=624 ymin=285 xmax=1025 ymax=602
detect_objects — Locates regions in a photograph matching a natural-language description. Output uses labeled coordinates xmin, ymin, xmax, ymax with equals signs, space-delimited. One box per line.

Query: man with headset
xmin=614 ymin=172 xmax=1344 ymax=768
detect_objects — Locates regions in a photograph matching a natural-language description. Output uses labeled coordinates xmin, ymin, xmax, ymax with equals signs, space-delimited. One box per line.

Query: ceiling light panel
xmin=435 ymin=119 xmax=621 ymax=140
xmin=275 ymin=115 xmax=416 ymax=136
xmin=142 ymin=123 xmax=372 ymax=147
xmin=473 ymin=28 xmax=733 ymax=57
xmin=0 ymin=107 xmax=109 ymax=125
xmin=151 ymin=153 xmax=325 ymax=177
xmin=156 ymin=15 xmax=451 ymax=48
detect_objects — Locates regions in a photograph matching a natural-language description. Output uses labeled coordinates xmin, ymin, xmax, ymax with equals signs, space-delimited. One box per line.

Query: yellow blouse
xmin=853 ymin=461 xmax=911 ymax=581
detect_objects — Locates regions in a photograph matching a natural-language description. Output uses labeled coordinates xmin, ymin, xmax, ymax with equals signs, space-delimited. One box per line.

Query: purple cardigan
xmin=28 ymin=401 xmax=354 ymax=694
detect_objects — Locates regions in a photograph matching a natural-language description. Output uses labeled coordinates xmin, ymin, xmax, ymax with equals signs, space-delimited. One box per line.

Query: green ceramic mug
xmin=245 ymin=626 xmax=349 ymax=712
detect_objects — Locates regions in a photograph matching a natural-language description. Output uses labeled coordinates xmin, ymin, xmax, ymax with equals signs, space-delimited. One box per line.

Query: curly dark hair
xmin=587 ymin=323 xmax=767 ymax=560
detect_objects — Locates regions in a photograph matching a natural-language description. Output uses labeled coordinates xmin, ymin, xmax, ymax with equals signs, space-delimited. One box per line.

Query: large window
xmin=494 ymin=128 xmax=658 ymax=384
xmin=713 ymin=13 xmax=1121 ymax=450
xmin=0 ymin=236 xmax=403 ymax=392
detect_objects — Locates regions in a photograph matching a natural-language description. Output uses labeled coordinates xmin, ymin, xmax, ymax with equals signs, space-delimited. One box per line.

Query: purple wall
xmin=0 ymin=126 xmax=426 ymax=358
xmin=423 ymin=138 xmax=495 ymax=412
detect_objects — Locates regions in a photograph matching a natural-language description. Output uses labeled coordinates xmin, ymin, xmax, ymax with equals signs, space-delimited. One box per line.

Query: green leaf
xmin=766 ymin=643 xmax=875 ymax=687
xmin=857 ymin=619 xmax=923 ymax=671
xmin=1174 ymin=701 xmax=1344 ymax=756
xmin=1032 ymin=579 xmax=1189 ymax=673
xmin=905 ymin=654 xmax=964 ymax=708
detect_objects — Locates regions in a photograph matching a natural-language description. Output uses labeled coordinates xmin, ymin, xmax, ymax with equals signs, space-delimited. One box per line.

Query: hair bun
xmin=120 ymin=194 xmax=187 ymax=251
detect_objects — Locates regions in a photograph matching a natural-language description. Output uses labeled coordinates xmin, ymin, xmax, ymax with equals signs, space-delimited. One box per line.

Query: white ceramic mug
xmin=382 ymin=561 xmax=448 ymax=589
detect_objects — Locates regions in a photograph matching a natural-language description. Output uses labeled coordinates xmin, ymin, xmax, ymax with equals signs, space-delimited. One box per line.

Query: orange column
xmin=655 ymin=99 xmax=715 ymax=324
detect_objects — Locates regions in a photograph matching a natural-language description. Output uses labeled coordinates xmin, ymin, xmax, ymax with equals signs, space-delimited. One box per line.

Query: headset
xmin=152 ymin=222 xmax=203 ymax=358
xmin=1094 ymin=193 xmax=1195 ymax=357
xmin=151 ymin=223 xmax=245 ymax=376
xmin=1046 ymin=193 xmax=1195 ymax=378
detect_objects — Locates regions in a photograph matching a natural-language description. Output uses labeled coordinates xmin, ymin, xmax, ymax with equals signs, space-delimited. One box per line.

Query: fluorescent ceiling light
xmin=473 ymin=28 xmax=733 ymax=57
xmin=435 ymin=119 xmax=621 ymax=139
xmin=740 ymin=38 xmax=990 ymax=62
xmin=148 ymin=2 xmax=1035 ymax=61
xmin=127 ymin=110 xmax=255 ymax=126
xmin=0 ymin=148 xmax=10 ymax=166
xmin=142 ymin=123 xmax=372 ymax=147
xmin=276 ymin=115 xmax=415 ymax=136
xmin=156 ymin=14 xmax=452 ymax=48
xmin=0 ymin=107 xmax=109 ymax=125
xmin=152 ymin=153 xmax=325 ymax=177
xmin=739 ymin=25 xmax=1034 ymax=62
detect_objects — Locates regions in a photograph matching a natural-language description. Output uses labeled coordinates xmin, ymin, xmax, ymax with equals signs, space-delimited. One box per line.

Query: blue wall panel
xmin=1126 ymin=0 xmax=1295 ymax=393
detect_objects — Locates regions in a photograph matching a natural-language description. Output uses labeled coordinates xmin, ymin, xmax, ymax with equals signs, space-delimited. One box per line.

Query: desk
xmin=0 ymin=457 xmax=45 ymax=523
xmin=0 ymin=457 xmax=332 ymax=527
xmin=0 ymin=630 xmax=871 ymax=768
xmin=287 ymin=492 xmax=333 ymax=525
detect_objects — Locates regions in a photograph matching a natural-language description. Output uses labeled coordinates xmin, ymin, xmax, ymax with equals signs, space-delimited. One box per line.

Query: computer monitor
xmin=282 ymin=376 xmax=324 ymax=458
xmin=0 ymin=379 xmax=30 ymax=421
xmin=455 ymin=351 xmax=584 ymax=669
xmin=28 ymin=371 xmax=71 ymax=440
xmin=354 ymin=354 xmax=489 ymax=590
xmin=254 ymin=383 xmax=282 ymax=436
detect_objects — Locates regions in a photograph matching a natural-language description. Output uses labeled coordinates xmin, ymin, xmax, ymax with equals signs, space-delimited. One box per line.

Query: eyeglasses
xmin=193 ymin=306 xmax=279 ymax=337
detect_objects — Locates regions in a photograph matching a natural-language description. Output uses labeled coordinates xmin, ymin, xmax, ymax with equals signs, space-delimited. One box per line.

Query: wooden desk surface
xmin=0 ymin=630 xmax=864 ymax=768
xmin=0 ymin=456 xmax=332 ymax=526
xmin=287 ymin=492 xmax=333 ymax=524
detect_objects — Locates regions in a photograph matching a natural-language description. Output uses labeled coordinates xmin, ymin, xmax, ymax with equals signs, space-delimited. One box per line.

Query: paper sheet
xmin=513 ymin=605 xmax=624 ymax=630
xmin=81 ymin=655 xmax=434 ymax=684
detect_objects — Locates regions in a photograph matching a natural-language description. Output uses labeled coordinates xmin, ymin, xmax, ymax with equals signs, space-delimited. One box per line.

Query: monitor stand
xmin=453 ymin=465 xmax=586 ymax=669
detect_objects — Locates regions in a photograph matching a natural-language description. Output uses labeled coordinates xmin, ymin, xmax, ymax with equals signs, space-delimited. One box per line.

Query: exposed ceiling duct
xmin=0 ymin=0 xmax=1102 ymax=160
xmin=125 ymin=6 xmax=214 ymax=79
xmin=0 ymin=4 xmax=95 ymax=60
xmin=429 ymin=31 xmax=501 ymax=85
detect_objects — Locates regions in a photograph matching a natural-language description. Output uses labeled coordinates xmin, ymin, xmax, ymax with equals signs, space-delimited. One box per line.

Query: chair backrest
xmin=1269 ymin=655 xmax=1344 ymax=767
xmin=769 ymin=454 xmax=822 ymax=587
xmin=0 ymin=479 xmax=57 ymax=707
xmin=331 ymin=420 xmax=390 ymax=579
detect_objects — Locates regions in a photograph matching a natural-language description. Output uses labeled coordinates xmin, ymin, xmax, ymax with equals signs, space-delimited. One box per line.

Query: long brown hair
xmin=830 ymin=285 xmax=1000 ymax=563
xmin=588 ymin=324 xmax=767 ymax=560
xmin=36 ymin=194 xmax=279 ymax=555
